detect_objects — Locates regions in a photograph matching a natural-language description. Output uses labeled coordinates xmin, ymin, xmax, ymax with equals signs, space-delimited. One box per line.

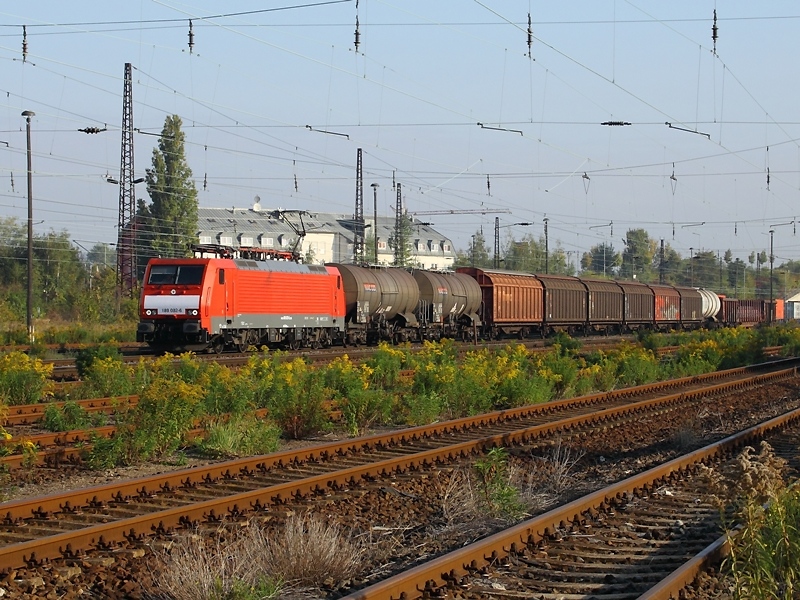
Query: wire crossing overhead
xmin=409 ymin=209 xmax=511 ymax=216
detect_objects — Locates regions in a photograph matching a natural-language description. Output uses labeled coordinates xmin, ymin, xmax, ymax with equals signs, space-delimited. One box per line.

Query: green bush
xmin=197 ymin=416 xmax=281 ymax=458
xmin=107 ymin=378 xmax=204 ymax=465
xmin=74 ymin=344 xmax=122 ymax=378
xmin=80 ymin=356 xmax=134 ymax=398
xmin=42 ymin=401 xmax=106 ymax=432
xmin=266 ymin=358 xmax=329 ymax=439
xmin=0 ymin=351 xmax=53 ymax=405
xmin=401 ymin=390 xmax=442 ymax=426
xmin=199 ymin=362 xmax=255 ymax=416
xmin=474 ymin=447 xmax=525 ymax=520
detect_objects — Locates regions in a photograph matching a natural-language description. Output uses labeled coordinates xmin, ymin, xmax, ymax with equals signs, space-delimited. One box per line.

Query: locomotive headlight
xmin=145 ymin=309 xmax=153 ymax=316
xmin=190 ymin=309 xmax=198 ymax=316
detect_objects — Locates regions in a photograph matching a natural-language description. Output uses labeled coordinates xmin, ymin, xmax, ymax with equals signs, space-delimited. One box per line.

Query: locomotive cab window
xmin=148 ymin=264 xmax=205 ymax=286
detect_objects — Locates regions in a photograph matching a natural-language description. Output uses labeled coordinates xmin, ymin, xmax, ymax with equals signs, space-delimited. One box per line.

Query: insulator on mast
xmin=527 ymin=13 xmax=533 ymax=58
xmin=22 ymin=25 xmax=28 ymax=62
xmin=712 ymin=9 xmax=718 ymax=56
xmin=188 ymin=20 xmax=194 ymax=54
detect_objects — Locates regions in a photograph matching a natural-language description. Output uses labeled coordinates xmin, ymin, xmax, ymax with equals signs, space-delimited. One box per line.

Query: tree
xmin=138 ymin=115 xmax=198 ymax=276
xmin=652 ymin=242 xmax=681 ymax=284
xmin=620 ymin=229 xmax=656 ymax=281
xmin=501 ymin=233 xmax=546 ymax=272
xmin=389 ymin=212 xmax=414 ymax=267
xmin=582 ymin=242 xmax=619 ymax=277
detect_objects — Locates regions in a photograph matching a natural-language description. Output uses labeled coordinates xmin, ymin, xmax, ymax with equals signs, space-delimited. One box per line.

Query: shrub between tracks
xmin=4 ymin=325 xmax=800 ymax=469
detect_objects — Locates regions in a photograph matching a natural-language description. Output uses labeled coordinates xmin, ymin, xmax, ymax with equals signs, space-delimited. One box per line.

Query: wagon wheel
xmin=211 ymin=335 xmax=225 ymax=354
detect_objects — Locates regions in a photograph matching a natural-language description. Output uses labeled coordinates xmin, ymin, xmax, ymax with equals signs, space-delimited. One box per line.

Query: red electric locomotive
xmin=137 ymin=256 xmax=345 ymax=353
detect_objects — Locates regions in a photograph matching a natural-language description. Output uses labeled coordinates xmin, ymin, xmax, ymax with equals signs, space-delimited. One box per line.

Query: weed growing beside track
xmin=1 ymin=325 xmax=800 ymax=474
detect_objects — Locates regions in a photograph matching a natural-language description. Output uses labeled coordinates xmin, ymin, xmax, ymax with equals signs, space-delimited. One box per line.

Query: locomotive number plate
xmin=159 ymin=307 xmax=183 ymax=314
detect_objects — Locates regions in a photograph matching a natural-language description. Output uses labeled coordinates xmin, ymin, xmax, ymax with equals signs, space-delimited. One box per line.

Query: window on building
xmin=261 ymin=236 xmax=274 ymax=247
xmin=199 ymin=235 xmax=212 ymax=245
xmin=219 ymin=235 xmax=233 ymax=246
xmin=378 ymin=241 xmax=387 ymax=250
xmin=431 ymin=263 xmax=437 ymax=269
xmin=239 ymin=236 xmax=253 ymax=246
xmin=443 ymin=243 xmax=451 ymax=252
xmin=429 ymin=241 xmax=438 ymax=252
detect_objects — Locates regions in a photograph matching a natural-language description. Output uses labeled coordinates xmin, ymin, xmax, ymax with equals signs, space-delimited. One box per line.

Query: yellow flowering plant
xmin=0 ymin=351 xmax=54 ymax=405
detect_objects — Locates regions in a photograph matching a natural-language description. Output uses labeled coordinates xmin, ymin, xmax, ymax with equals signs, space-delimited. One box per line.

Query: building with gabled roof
xmin=195 ymin=204 xmax=456 ymax=269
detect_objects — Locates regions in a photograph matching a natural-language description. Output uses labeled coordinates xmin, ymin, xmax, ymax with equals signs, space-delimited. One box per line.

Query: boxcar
xmin=675 ymin=286 xmax=703 ymax=328
xmin=457 ymin=267 xmax=543 ymax=338
xmin=536 ymin=274 xmax=588 ymax=333
xmin=738 ymin=299 xmax=766 ymax=326
xmin=583 ymin=278 xmax=624 ymax=333
xmin=616 ymin=281 xmax=654 ymax=330
xmin=648 ymin=284 xmax=681 ymax=330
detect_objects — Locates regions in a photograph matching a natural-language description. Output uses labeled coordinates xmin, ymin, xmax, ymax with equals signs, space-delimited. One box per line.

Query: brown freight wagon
xmin=648 ymin=284 xmax=681 ymax=330
xmin=582 ymin=278 xmax=624 ymax=333
xmin=616 ymin=281 xmax=654 ymax=330
xmin=675 ymin=286 xmax=703 ymax=328
xmin=456 ymin=267 xmax=543 ymax=338
xmin=535 ymin=274 xmax=588 ymax=334
xmin=738 ymin=299 xmax=766 ymax=326
xmin=716 ymin=296 xmax=738 ymax=326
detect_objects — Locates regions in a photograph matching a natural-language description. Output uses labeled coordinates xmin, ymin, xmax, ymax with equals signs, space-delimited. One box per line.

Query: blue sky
xmin=1 ymin=1 xmax=799 ymax=266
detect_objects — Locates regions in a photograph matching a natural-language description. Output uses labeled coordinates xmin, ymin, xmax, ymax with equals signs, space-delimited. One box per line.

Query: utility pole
xmin=494 ymin=217 xmax=500 ymax=269
xmin=394 ymin=183 xmax=403 ymax=266
xmin=371 ymin=183 xmax=379 ymax=263
xmin=659 ymin=239 xmax=665 ymax=284
xmin=543 ymin=217 xmax=549 ymax=274
xmin=769 ymin=229 xmax=775 ymax=324
xmin=22 ymin=110 xmax=35 ymax=342
xmin=116 ymin=63 xmax=137 ymax=297
xmin=353 ymin=148 xmax=364 ymax=264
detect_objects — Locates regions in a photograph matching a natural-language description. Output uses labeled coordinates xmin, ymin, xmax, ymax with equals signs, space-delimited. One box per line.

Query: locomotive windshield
xmin=147 ymin=264 xmax=205 ymax=285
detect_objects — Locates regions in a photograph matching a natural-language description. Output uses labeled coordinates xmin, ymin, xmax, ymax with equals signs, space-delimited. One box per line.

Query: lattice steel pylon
xmin=116 ymin=62 xmax=137 ymax=297
xmin=353 ymin=148 xmax=364 ymax=264
xmin=394 ymin=183 xmax=404 ymax=266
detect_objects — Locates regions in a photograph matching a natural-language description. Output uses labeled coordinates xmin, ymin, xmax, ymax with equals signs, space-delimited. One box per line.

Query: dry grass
xmin=146 ymin=527 xmax=282 ymax=600
xmin=146 ymin=513 xmax=367 ymax=600
xmin=513 ymin=439 xmax=584 ymax=512
xmin=259 ymin=512 xmax=365 ymax=588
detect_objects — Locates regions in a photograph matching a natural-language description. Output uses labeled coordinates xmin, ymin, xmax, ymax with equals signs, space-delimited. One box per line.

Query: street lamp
xmin=494 ymin=219 xmax=532 ymax=268
xmin=21 ymin=110 xmax=34 ymax=342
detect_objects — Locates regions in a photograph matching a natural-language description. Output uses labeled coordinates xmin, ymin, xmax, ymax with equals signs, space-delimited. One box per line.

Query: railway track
xmin=0 ymin=359 xmax=792 ymax=471
xmin=40 ymin=335 xmax=649 ymax=381
xmin=0 ymin=359 xmax=797 ymax=583
xmin=341 ymin=413 xmax=800 ymax=600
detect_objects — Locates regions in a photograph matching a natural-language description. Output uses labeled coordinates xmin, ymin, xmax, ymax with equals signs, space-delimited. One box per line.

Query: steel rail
xmin=0 ymin=359 xmax=788 ymax=502
xmin=0 ymin=368 xmax=794 ymax=570
xmin=3 ymin=395 xmax=137 ymax=426
xmin=339 ymin=406 xmax=800 ymax=600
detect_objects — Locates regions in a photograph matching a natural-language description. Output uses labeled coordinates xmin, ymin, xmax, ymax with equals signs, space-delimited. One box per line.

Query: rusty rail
xmin=0 ymin=366 xmax=794 ymax=570
xmin=339 ymin=406 xmax=800 ymax=600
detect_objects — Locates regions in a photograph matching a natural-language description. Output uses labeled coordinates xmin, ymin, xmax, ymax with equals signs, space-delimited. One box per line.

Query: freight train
xmin=136 ymin=250 xmax=768 ymax=353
